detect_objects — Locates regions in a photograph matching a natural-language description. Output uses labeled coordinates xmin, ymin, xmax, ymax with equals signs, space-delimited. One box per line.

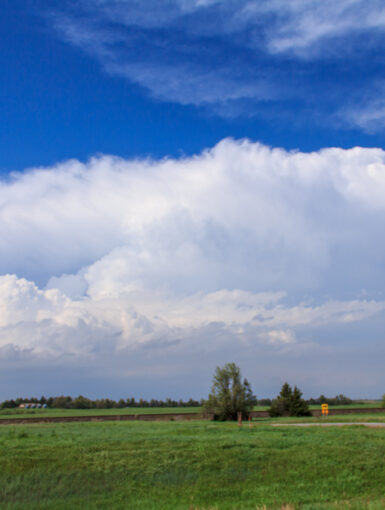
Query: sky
xmin=1 ymin=0 xmax=385 ymax=400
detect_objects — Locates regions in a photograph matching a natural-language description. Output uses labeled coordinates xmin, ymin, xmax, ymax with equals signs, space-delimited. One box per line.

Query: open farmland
xmin=0 ymin=406 xmax=203 ymax=420
xmin=2 ymin=416 xmax=385 ymax=509
xmin=0 ymin=402 xmax=382 ymax=421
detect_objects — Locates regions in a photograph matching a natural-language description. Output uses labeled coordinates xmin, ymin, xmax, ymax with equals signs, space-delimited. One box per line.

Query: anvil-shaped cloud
xmin=1 ymin=139 xmax=385 ymax=397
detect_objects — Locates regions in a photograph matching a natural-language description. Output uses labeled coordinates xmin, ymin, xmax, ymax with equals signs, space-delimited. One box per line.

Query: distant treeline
xmin=0 ymin=393 xmax=357 ymax=410
xmin=306 ymin=394 xmax=353 ymax=406
xmin=254 ymin=394 xmax=354 ymax=407
xmin=0 ymin=396 xmax=205 ymax=410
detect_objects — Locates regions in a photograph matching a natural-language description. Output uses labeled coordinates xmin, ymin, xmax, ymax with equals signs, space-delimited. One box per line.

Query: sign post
xmin=321 ymin=403 xmax=329 ymax=417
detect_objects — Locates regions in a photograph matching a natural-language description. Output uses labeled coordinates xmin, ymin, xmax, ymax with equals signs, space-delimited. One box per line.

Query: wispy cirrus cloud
xmin=251 ymin=0 xmax=385 ymax=55
xmin=40 ymin=0 xmax=385 ymax=128
xmin=57 ymin=0 xmax=385 ymax=55
xmin=341 ymin=82 xmax=385 ymax=132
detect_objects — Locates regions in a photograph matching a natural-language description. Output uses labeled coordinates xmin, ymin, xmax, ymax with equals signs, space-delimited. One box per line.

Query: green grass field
xmin=1 ymin=415 xmax=385 ymax=509
xmin=0 ymin=406 xmax=203 ymax=419
xmin=254 ymin=412 xmax=385 ymax=425
xmin=0 ymin=402 xmax=382 ymax=420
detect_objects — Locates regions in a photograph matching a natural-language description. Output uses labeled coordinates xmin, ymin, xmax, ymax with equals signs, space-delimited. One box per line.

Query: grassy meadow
xmin=2 ymin=416 xmax=385 ymax=509
xmin=0 ymin=402 xmax=382 ymax=420
xmin=0 ymin=406 xmax=203 ymax=419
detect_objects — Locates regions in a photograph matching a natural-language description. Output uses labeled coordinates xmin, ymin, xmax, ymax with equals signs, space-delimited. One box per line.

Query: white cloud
xmin=2 ymin=139 xmax=385 ymax=372
xmin=265 ymin=329 xmax=296 ymax=345
xmin=1 ymin=273 xmax=384 ymax=360
xmin=0 ymin=275 xmax=68 ymax=328
xmin=2 ymin=139 xmax=385 ymax=290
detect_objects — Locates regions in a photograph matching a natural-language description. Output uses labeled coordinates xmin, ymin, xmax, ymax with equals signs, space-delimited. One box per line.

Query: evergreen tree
xmin=269 ymin=382 xmax=310 ymax=417
xmin=268 ymin=382 xmax=292 ymax=417
xmin=290 ymin=386 xmax=311 ymax=416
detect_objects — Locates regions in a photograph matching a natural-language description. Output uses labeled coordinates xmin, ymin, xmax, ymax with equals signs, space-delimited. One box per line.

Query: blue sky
xmin=1 ymin=0 xmax=385 ymax=400
xmin=3 ymin=0 xmax=385 ymax=172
